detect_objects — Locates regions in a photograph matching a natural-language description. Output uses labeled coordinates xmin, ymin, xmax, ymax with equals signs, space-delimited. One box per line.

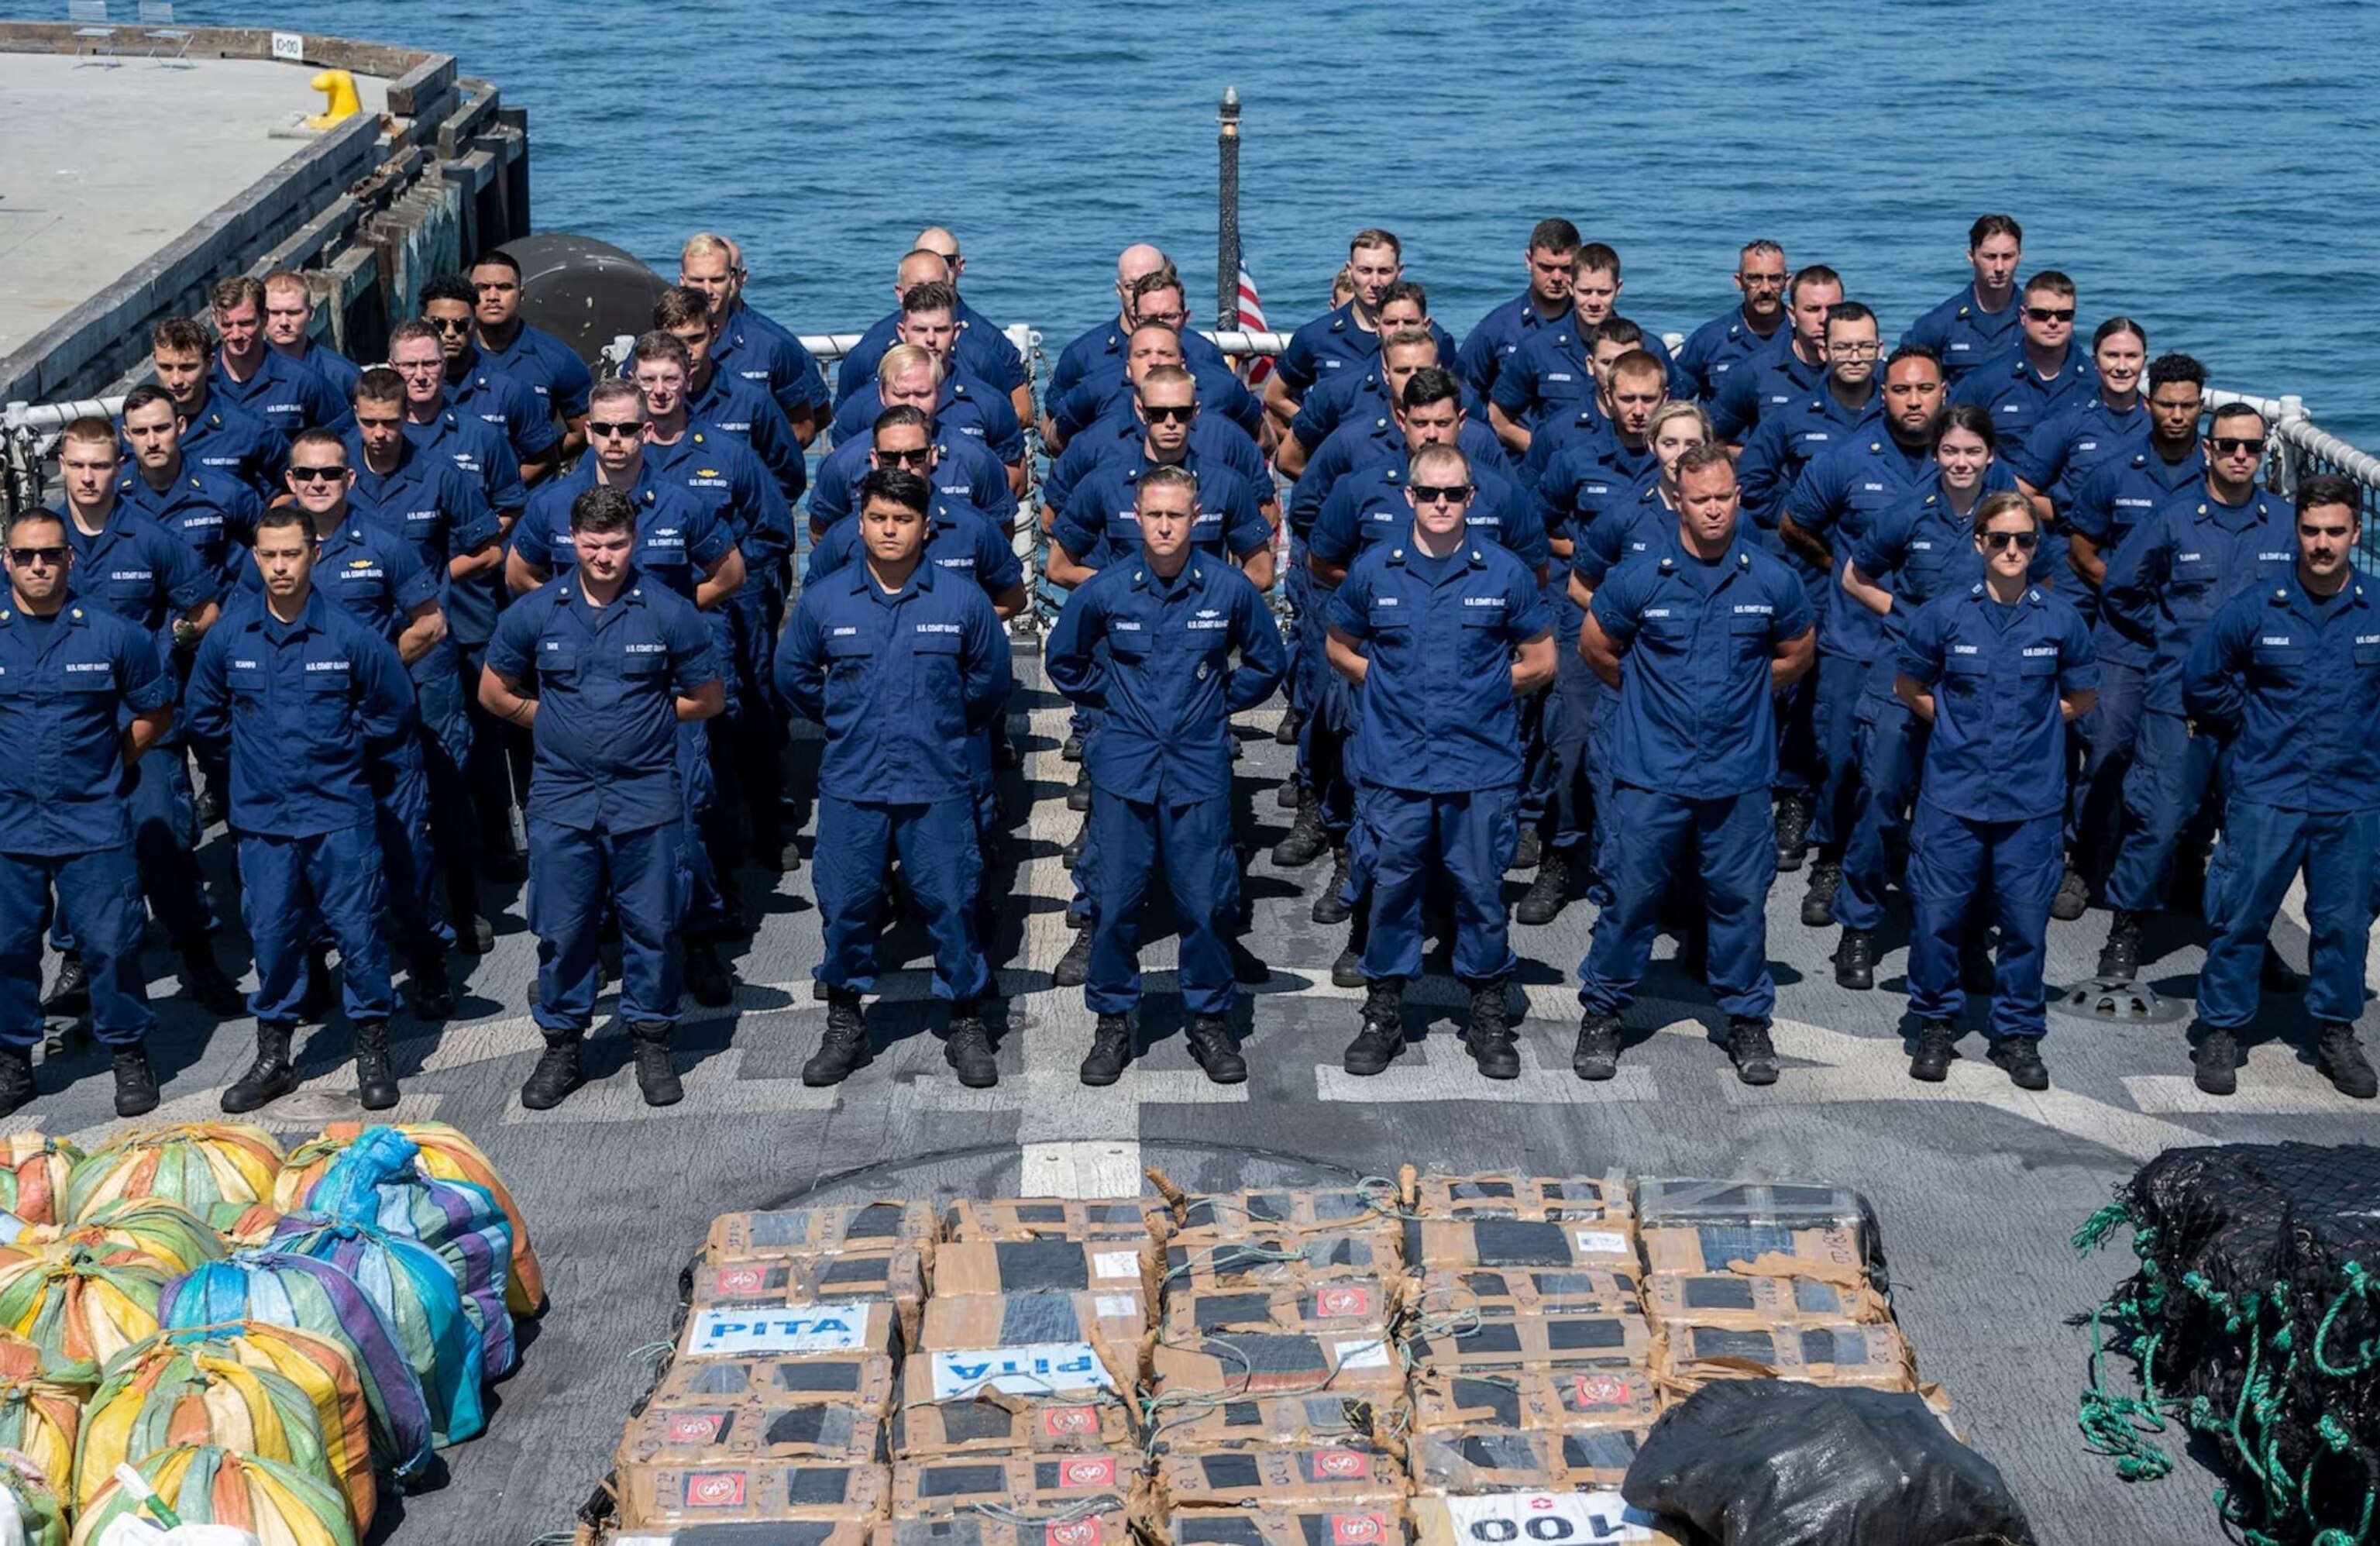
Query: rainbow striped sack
xmin=71 ymin=1444 xmax=354 ymax=1546
xmin=0 ymin=1451 xmax=66 ymax=1546
xmin=301 ymin=1130 xmax=516 ymax=1378
xmin=29 ymin=1200 xmax=226 ymax=1277
xmin=0 ymin=1248 xmax=163 ymax=1368
xmin=266 ymin=1217 xmax=486 ymax=1448
xmin=277 ymin=1123 xmax=545 ymax=1316
xmin=0 ymin=1140 xmax=81 ymax=1231
xmin=65 ymin=1127 xmax=283 ymax=1224
xmin=203 ymin=1203 xmax=286 ymax=1251
xmin=161 ymin=1256 xmax=432 ymax=1479
xmin=0 ymin=1338 xmax=85 ymax=1503
xmin=74 ymin=1335 xmax=337 ymax=1514
xmin=143 ymin=1323 xmax=375 ymax=1532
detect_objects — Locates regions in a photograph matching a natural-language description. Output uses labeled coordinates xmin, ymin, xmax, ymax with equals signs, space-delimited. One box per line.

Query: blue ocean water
xmin=15 ymin=0 xmax=2379 ymax=442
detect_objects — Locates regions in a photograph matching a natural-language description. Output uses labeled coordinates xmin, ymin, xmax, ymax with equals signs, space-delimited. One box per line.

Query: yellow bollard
xmin=303 ymin=68 xmax=360 ymax=129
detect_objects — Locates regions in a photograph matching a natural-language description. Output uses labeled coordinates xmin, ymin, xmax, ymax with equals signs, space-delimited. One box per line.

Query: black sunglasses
xmin=2209 ymin=435 xmax=2266 ymax=456
xmin=1983 ymin=530 xmax=2040 ymax=551
xmin=586 ymin=421 xmax=644 ymax=439
xmin=5 ymin=546 xmax=68 ymax=566
xmin=2024 ymin=306 xmax=2076 ymax=323
xmin=875 ymin=446 xmax=934 ymax=468
xmin=1141 ymin=404 xmax=1197 ymax=424
xmin=287 ymin=464 xmax=348 ymax=483
xmin=1411 ymin=484 xmax=1474 ymax=504
xmin=428 ymin=317 xmax=473 ymax=334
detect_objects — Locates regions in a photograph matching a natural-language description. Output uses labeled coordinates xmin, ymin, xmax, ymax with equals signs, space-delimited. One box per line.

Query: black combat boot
xmin=2193 ymin=1025 xmax=2238 ymax=1097
xmin=1988 ymin=1035 xmax=2048 ymax=1091
xmin=111 ymin=1044 xmax=159 ymax=1118
xmin=1774 ymin=795 xmax=1812 ymax=872
xmin=1271 ymin=793 xmax=1327 ymax=867
xmin=40 ymin=952 xmax=89 ymax=1017
xmin=1081 ymin=1014 xmax=1131 ymax=1086
xmin=408 ymin=952 xmax=453 ymax=1021
xmin=0 ymin=1046 xmax=35 ymax=1119
xmin=1185 ymin=1014 xmax=1247 ymax=1085
xmin=1054 ymin=932 xmax=1094 ymax=989
xmin=1573 ymin=1011 xmax=1622 ymax=1081
xmin=803 ymin=990 xmax=873 ymax=1086
xmin=1727 ymin=1016 xmax=1780 ymax=1086
xmin=1909 ymin=1019 xmax=1958 ymax=1082
xmin=1509 ymin=828 xmax=1542 ymax=873
xmin=1465 ymin=979 xmax=1519 ymax=1080
xmin=1799 ymin=863 xmax=1840 ymax=927
xmin=630 ymin=1021 xmax=683 ymax=1107
xmin=2316 ymin=1022 xmax=2378 ymax=1100
xmin=1833 ymin=928 xmax=1876 ymax=990
xmin=222 ymin=1023 xmax=298 ymax=1114
xmin=944 ymin=1001 xmax=999 ymax=1088
xmin=1311 ymin=848 xmax=1354 ymax=925
xmin=2098 ymin=909 xmax=2145 ymax=980
xmin=353 ymin=1019 xmax=400 ymax=1111
xmin=1515 ymin=851 xmax=1572 ymax=926
xmin=177 ymin=939 xmax=244 ymax=1017
xmin=1342 ymin=980 xmax=1405 ymax=1075
xmin=686 ymin=941 xmax=736 ymax=1008
xmin=520 ymin=1031 xmax=585 ymax=1110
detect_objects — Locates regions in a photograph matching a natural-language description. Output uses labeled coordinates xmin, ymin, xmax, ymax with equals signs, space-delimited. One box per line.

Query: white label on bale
xmin=271 ymin=30 xmax=304 ymax=60
xmin=929 ymin=1342 xmax=1116 ymax=1399
xmin=1093 ymin=1294 xmax=1139 ymax=1318
xmin=1574 ymin=1229 xmax=1630 ymax=1256
xmin=1092 ymin=1249 xmax=1140 ymax=1280
xmin=683 ymin=1305 xmax=874 ymax=1357
xmin=1331 ymin=1337 xmax=1393 ymax=1369
xmin=1445 ymin=1490 xmax=1665 ymax=1543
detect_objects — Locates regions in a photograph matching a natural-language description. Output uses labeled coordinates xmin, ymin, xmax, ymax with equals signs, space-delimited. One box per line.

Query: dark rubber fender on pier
xmin=500 ymin=232 xmax=666 ymax=368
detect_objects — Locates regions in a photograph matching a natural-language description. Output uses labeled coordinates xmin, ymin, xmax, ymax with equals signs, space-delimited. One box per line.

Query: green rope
xmin=2078 ymin=1300 xmax=2175 ymax=1481
xmin=2303 ymin=1417 xmax=2378 ymax=1546
xmin=2073 ymin=1201 xmax=2132 ymax=1255
xmin=2316 ymin=1262 xmax=2378 ymax=1379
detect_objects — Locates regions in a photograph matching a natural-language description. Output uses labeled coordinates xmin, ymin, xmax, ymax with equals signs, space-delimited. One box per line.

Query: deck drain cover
xmin=2053 ymin=975 xmax=2190 ymax=1024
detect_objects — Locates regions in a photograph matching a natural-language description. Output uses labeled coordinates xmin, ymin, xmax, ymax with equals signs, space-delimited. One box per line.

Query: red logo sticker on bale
xmin=1310 ymin=1448 xmax=1369 ymax=1479
xmin=666 ymin=1413 xmax=725 ymax=1444
xmin=1574 ymin=1372 xmax=1636 ymax=1408
xmin=714 ymin=1267 xmax=769 ymax=1296
xmin=686 ymin=1471 xmax=748 ymax=1509
xmin=1049 ymin=1519 xmax=1102 ymax=1546
xmin=1044 ymin=1406 xmax=1098 ymax=1436
xmin=1316 ymin=1286 xmax=1371 ymax=1318
xmin=1061 ymin=1457 xmax=1116 ymax=1487
xmin=1333 ymin=1513 xmax=1387 ymax=1544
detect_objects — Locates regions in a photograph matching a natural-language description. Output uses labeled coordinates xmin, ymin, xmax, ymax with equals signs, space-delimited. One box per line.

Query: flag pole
xmin=1217 ymin=87 xmax=1241 ymax=329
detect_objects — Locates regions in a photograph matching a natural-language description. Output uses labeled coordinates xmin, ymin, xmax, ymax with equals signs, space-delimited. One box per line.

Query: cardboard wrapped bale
xmin=872 ymin=1503 xmax=1137 ymax=1546
xmin=1408 ymin=1366 xmax=1659 ymax=1436
xmin=617 ymin=1460 xmax=892 ymax=1531
xmin=1144 ymin=1391 xmax=1398 ymax=1458
xmin=1642 ymin=1271 xmax=1886 ymax=1328
xmin=903 ymin=1336 xmax=1131 ymax=1407
xmin=1157 ymin=1445 xmax=1408 ymax=1510
xmin=891 ymin=1383 xmax=1140 ymax=1458
xmin=1161 ymin=1278 xmax=1398 ymax=1341
xmin=619 ymin=1399 xmax=886 ymax=1466
xmin=891 ymin=1451 xmax=1140 ymax=1517
xmin=690 ymin=1249 xmax=929 ymax=1341
xmin=934 ymin=1240 xmax=1159 ymax=1314
xmin=918 ymin=1291 xmax=1149 ymax=1380
xmin=1164 ymin=1187 xmax=1396 ymax=1244
xmin=707 ymin=1202 xmax=937 ymax=1263
xmin=676 ymin=1297 xmax=903 ymax=1362
xmin=1402 ymin=1310 xmax=1651 ymax=1374
xmin=1631 ymin=1179 xmax=1886 ymax=1293
xmin=1407 ymin=1268 xmax=1640 ymax=1323
xmin=1403 ymin=1219 xmax=1635 ymax=1277
xmin=1164 ymin=1232 xmax=1402 ymax=1294
xmin=1408 ymin=1173 xmax=1631 ymax=1224
xmin=1411 ymin=1493 xmax=1687 ymax=1546
xmin=614 ymin=1523 xmax=879 ymax=1546
xmin=1650 ymin=1321 xmax=1917 ymax=1393
xmin=944 ymin=1199 xmax=1168 ymax=1245
xmin=648 ymin=1352 xmax=901 ymax=1417
xmin=1639 ymin=1224 xmax=1866 ymax=1286
xmin=1408 ymin=1425 xmax=1648 ymax=1493
xmin=1147 ymin=1331 xmax=1406 ymax=1401
xmin=1164 ymin=1504 xmax=1411 ymax=1546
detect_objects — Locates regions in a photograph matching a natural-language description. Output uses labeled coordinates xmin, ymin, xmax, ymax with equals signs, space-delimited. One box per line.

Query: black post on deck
xmin=1217 ymin=87 xmax=1241 ymax=330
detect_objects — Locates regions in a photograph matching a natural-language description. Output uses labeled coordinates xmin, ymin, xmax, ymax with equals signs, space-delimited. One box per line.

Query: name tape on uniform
xmin=927 ymin=1341 xmax=1117 ymax=1399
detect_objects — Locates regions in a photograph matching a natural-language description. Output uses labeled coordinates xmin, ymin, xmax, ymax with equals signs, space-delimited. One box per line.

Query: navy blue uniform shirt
xmin=1046 ymin=556 xmax=1286 ymax=804
xmin=2186 ymin=578 xmax=2380 ymax=813
xmin=834 ymin=303 xmax=1026 ymax=405
xmin=1949 ymin=346 xmax=2099 ymax=463
xmin=1052 ymin=356 xmax=1262 ymax=444
xmin=807 ymin=432 xmax=1017 ymax=534
xmin=445 ymin=360 xmax=559 ymax=465
xmin=1311 ymin=460 xmax=1546 ymax=577
xmin=1052 ymin=456 xmax=1271 ymax=573
xmin=0 ymin=601 xmax=174 ymax=855
xmin=2005 ymin=398 xmax=2146 ymax=513
xmin=115 ymin=465 xmax=261 ymax=588
xmin=1044 ymin=413 xmax=1264 ymax=532
xmin=210 ymin=349 xmax=351 ymax=436
xmin=1710 ymin=336 xmax=1826 ymax=442
xmin=641 ymin=425 xmax=795 ymax=578
xmin=485 ymin=572 xmax=721 ymax=834
xmin=1900 ymin=284 xmax=2024 ymax=383
xmin=776 ymin=557 xmax=1013 ymax=806
xmin=1677 ymin=307 xmax=1789 ymax=402
xmin=1048 ymin=318 xmax=1230 ymax=408
xmin=60 ymin=506 xmax=221 ymax=662
xmin=716 ymin=301 xmax=834 ymax=420
xmin=1274 ymin=301 xmax=1459 ymax=399
xmin=344 ymin=437 xmax=504 ymax=605
xmin=1456 ymin=291 xmax=1566 ymax=399
xmin=2103 ymin=487 xmax=2298 ymax=713
xmin=2065 ymin=445 xmax=2207 ymax=668
xmin=807 ymin=501 xmax=1020 ymax=598
xmin=686 ymin=367 xmax=805 ymax=504
xmin=514 ymin=465 xmax=734 ymax=603
xmin=1789 ymin=433 xmax=1953 ymax=659
xmin=831 ymin=374 xmax=1025 ymax=465
xmin=153 ymin=394 xmax=288 ymax=501
xmin=1900 ymin=585 xmax=2097 ymax=821
xmin=1852 ymin=480 xmax=2048 ymax=699
xmin=475 ymin=322 xmax=596 ymax=422
xmin=239 ymin=519 xmax=438 ymax=648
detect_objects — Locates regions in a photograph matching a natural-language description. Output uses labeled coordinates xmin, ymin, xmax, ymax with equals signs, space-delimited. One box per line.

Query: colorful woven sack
xmin=74 ymin=1334 xmax=337 ymax=1515
xmin=30 ymin=1199 xmax=225 ymax=1277
xmin=71 ymin=1444 xmax=355 ymax=1546
xmin=267 ymin=1214 xmax=486 ymax=1446
xmin=0 ymin=1338 xmax=86 ymax=1503
xmin=0 ymin=1451 xmax=66 ymax=1546
xmin=140 ymin=1322 xmax=373 ymax=1531
xmin=204 ymin=1202 xmax=286 ymax=1250
xmin=301 ymin=1129 xmax=516 ymax=1377
xmin=65 ymin=1126 xmax=283 ymax=1224
xmin=277 ymin=1122 xmax=545 ymax=1315
xmin=0 ymin=1248 xmax=163 ymax=1367
xmin=0 ymin=1140 xmax=81 ymax=1231
xmin=161 ymin=1256 xmax=432 ymax=1479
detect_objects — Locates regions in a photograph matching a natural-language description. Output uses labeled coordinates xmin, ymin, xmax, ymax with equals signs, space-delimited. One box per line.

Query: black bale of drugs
xmin=1621 ymin=1379 xmax=2034 ymax=1546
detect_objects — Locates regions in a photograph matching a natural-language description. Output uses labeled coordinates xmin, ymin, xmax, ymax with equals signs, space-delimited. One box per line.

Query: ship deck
xmin=27 ymin=657 xmax=2375 ymax=1546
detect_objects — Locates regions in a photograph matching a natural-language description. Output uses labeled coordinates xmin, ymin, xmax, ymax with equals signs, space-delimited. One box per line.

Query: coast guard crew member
xmin=777 ymin=471 xmax=1014 ymax=1091
xmin=147 ymin=317 xmax=289 ymax=501
xmin=1575 ymin=442 xmax=1815 ymax=1086
xmin=2061 ymin=351 xmax=2207 ymax=896
xmin=422 ymin=277 xmax=559 ymax=486
xmin=2097 ymin=402 xmax=2296 ymax=983
xmin=1280 ymin=298 xmax=1454 ymax=482
xmin=482 ymin=486 xmax=726 ymax=1112
xmin=1893 ymin=491 xmax=2095 ymax=1089
xmin=1676 ymin=240 xmax=1790 ymax=402
xmin=2182 ymin=473 xmax=2380 ymax=1100
xmin=1266 ymin=229 xmax=1457 ymax=442
xmin=46 ymin=418 xmax=242 ymax=1015
xmin=1900 ymin=214 xmax=2025 ymax=384
xmin=1455 ymin=218 xmax=1580 ymax=400
xmin=1488 ymin=243 xmax=1639 ymax=453
xmin=811 ymin=401 xmax=1016 ymax=541
xmin=676 ymin=232 xmax=833 ymax=446
xmin=469 ymin=249 xmax=597 ymax=463
xmin=831 ymin=289 xmax=1028 ymax=494
xmin=1047 ymin=270 xmax=1262 ymax=448
xmin=263 ymin=270 xmax=361 ymax=401
xmin=185 ymin=504 xmax=417 ymax=1114
xmin=207 ymin=275 xmax=349 ymax=436
xmin=1048 ymin=246 xmax=1230 ymax=416
xmin=1328 ymin=443 xmax=1554 ymax=1081
xmin=1709 ymin=265 xmax=1843 ymax=443
xmin=2010 ymin=316 xmax=2150 ymax=525
xmin=1948 ymin=272 xmax=2094 ymax=460
xmin=1044 ymin=323 xmax=1266 ymax=535
xmin=1046 ymin=463 xmax=1286 ymax=1088
xmin=0 ymin=511 xmax=177 ymax=1118
xmin=116 ymin=384 xmax=260 ymax=589
xmin=651 ymin=286 xmax=806 ymax=504
xmin=834 ymin=246 xmax=1030 ymax=429
xmin=910 ymin=225 xmax=1036 ymax=426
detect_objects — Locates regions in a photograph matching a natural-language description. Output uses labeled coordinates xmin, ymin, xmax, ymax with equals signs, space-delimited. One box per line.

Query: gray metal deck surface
xmin=22 ymin=659 xmax=2374 ymax=1546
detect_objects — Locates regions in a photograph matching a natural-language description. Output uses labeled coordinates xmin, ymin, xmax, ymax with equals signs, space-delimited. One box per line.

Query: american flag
xmin=1236 ymin=262 xmax=1273 ymax=384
